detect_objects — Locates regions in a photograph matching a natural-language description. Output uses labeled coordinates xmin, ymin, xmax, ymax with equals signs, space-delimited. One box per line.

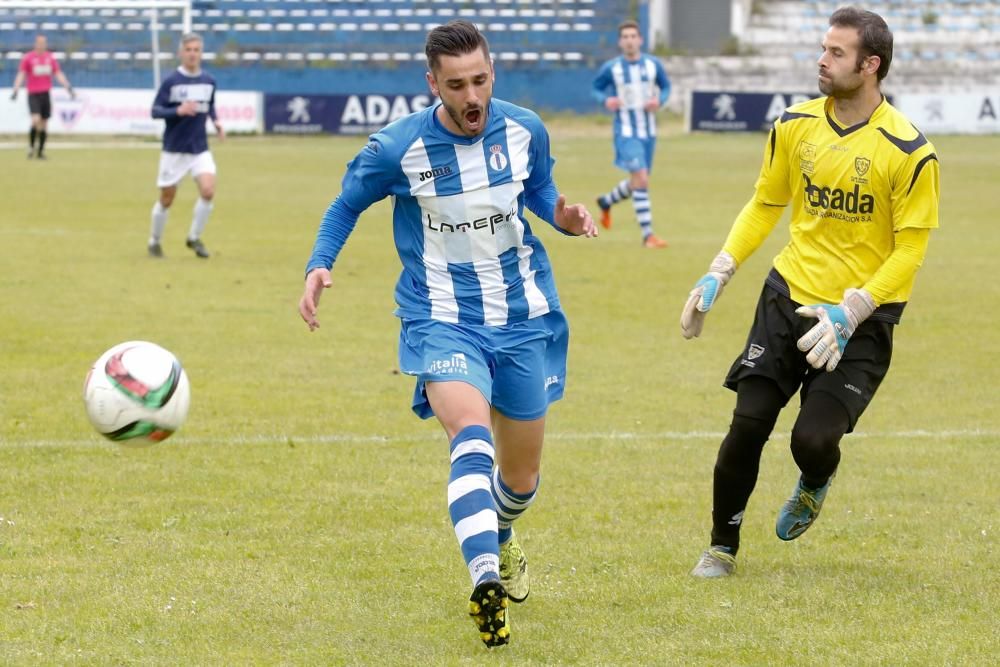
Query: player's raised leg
xmin=426 ymin=380 xmax=509 ymax=647
xmin=596 ymin=179 xmax=632 ymax=229
xmin=776 ymin=391 xmax=849 ymax=540
xmin=491 ymin=413 xmax=543 ymax=603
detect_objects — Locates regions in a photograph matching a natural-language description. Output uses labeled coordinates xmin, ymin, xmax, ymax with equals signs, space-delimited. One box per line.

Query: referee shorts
xmin=27 ymin=92 xmax=52 ymax=120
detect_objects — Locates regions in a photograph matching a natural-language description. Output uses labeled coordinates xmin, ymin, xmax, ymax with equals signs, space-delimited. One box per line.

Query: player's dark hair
xmin=425 ymin=20 xmax=490 ymax=72
xmin=618 ymin=20 xmax=640 ymax=37
xmin=830 ymin=6 xmax=893 ymax=81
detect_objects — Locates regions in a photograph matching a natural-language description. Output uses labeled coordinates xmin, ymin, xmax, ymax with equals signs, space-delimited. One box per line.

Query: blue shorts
xmin=614 ymin=135 xmax=656 ymax=173
xmin=398 ymin=310 xmax=569 ymax=421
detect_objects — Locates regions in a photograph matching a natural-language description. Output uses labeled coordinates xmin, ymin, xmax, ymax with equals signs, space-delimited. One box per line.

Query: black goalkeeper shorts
xmin=724 ymin=272 xmax=895 ymax=432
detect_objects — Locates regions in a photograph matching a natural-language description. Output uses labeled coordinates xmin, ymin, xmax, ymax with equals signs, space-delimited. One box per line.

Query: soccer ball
xmin=83 ymin=341 xmax=190 ymax=445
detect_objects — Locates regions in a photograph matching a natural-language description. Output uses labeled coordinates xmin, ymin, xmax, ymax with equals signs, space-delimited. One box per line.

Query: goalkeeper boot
xmin=691 ymin=545 xmax=737 ymax=578
xmin=597 ymin=197 xmax=612 ymax=229
xmin=469 ymin=578 xmax=509 ymax=647
xmin=775 ymin=475 xmax=833 ymax=541
xmin=186 ymin=238 xmax=210 ymax=258
xmin=499 ymin=530 xmax=529 ymax=603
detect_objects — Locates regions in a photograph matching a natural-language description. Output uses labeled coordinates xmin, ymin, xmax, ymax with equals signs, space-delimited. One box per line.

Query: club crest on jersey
xmin=855 ymin=156 xmax=871 ymax=177
xmin=488 ymin=144 xmax=508 ymax=172
xmin=748 ymin=344 xmax=765 ymax=360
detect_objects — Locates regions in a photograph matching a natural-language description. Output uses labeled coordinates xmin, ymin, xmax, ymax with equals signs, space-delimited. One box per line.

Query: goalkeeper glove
xmin=680 ymin=251 xmax=737 ymax=339
xmin=795 ymin=288 xmax=876 ymax=372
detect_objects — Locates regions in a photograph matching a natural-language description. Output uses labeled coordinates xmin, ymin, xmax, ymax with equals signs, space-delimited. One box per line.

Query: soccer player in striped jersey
xmin=592 ymin=20 xmax=671 ymax=248
xmin=680 ymin=7 xmax=939 ymax=578
xmin=148 ymin=33 xmax=224 ymax=259
xmin=298 ymin=20 xmax=597 ymax=646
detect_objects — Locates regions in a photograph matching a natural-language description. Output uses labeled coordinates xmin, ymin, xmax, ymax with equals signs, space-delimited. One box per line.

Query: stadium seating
xmin=4 ymin=0 xmax=997 ymax=112
xmin=0 ymin=0 xmax=612 ymax=70
xmin=741 ymin=0 xmax=1000 ymax=75
xmin=0 ymin=0 xmax=628 ymax=111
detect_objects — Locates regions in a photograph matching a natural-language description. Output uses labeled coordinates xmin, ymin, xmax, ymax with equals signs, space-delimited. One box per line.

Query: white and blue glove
xmin=680 ymin=251 xmax=737 ymax=339
xmin=795 ymin=288 xmax=876 ymax=372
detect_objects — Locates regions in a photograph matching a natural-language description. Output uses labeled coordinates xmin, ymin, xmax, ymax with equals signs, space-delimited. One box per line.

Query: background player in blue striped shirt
xmin=148 ymin=33 xmax=224 ymax=259
xmin=593 ymin=20 xmax=671 ymax=248
xmin=298 ymin=20 xmax=597 ymax=647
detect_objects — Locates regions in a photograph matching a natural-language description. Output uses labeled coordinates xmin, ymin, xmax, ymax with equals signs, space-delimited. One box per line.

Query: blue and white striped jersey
xmin=307 ymin=98 xmax=565 ymax=326
xmin=151 ymin=67 xmax=218 ymax=154
xmin=592 ymin=54 xmax=671 ymax=140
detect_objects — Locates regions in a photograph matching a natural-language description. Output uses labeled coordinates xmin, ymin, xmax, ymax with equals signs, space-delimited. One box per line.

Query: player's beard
xmin=443 ymin=99 xmax=488 ymax=137
xmin=818 ymin=68 xmax=863 ymax=98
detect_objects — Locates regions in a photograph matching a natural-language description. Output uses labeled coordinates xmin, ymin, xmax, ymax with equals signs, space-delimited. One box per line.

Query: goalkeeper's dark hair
xmin=425 ymin=20 xmax=490 ymax=72
xmin=830 ymin=6 xmax=893 ymax=81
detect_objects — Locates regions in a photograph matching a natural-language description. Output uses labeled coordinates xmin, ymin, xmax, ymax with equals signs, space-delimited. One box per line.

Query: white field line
xmin=2 ymin=429 xmax=998 ymax=449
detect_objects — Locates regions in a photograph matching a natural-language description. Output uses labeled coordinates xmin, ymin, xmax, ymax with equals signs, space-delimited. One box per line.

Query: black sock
xmin=709 ymin=377 xmax=786 ymax=553
xmin=30 ymin=127 xmax=37 ymax=149
xmin=38 ymin=130 xmax=47 ymax=155
xmin=710 ymin=415 xmax=773 ymax=552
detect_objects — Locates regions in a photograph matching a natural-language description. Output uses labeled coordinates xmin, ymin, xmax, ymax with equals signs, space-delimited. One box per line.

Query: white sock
xmin=150 ymin=202 xmax=168 ymax=245
xmin=188 ymin=198 xmax=213 ymax=241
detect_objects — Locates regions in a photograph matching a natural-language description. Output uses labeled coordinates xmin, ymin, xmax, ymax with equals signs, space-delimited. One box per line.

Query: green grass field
xmin=1 ymin=121 xmax=997 ymax=665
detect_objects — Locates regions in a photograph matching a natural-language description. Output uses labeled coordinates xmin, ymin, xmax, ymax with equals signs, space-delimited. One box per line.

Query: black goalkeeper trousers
xmin=708 ymin=375 xmax=851 ymax=552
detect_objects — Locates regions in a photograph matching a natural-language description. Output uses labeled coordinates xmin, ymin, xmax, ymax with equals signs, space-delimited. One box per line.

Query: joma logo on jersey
xmin=425 ymin=207 xmax=516 ymax=234
xmin=418 ymin=166 xmax=452 ymax=182
xmin=802 ymin=175 xmax=874 ymax=214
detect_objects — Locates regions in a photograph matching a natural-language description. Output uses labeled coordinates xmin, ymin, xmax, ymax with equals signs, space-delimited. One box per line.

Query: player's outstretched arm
xmin=299 ymin=268 xmax=333 ymax=332
xmin=680 ymin=251 xmax=737 ymax=339
xmin=554 ymin=194 xmax=598 ymax=237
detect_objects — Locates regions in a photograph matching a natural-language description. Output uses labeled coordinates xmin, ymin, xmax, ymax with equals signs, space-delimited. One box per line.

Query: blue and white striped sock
xmin=632 ymin=188 xmax=654 ymax=237
xmin=491 ymin=467 xmax=538 ymax=545
xmin=599 ymin=179 xmax=632 ymax=209
xmin=448 ymin=425 xmax=500 ymax=587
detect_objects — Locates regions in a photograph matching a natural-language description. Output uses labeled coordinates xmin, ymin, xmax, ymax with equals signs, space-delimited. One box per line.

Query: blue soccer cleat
xmin=776 ymin=475 xmax=833 ymax=541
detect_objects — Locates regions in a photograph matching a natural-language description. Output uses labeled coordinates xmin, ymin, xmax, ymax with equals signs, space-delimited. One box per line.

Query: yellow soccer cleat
xmin=499 ymin=532 xmax=530 ymax=603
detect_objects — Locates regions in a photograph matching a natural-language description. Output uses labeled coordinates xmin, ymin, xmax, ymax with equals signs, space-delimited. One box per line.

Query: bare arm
xmin=55 ymin=71 xmax=74 ymax=97
xmin=10 ymin=71 xmax=25 ymax=99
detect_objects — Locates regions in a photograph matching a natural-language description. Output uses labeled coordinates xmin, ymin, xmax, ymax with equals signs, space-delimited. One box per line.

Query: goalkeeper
xmin=680 ymin=6 xmax=939 ymax=578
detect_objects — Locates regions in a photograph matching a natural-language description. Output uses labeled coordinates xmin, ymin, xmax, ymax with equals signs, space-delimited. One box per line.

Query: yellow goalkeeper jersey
xmin=749 ymin=95 xmax=939 ymax=307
